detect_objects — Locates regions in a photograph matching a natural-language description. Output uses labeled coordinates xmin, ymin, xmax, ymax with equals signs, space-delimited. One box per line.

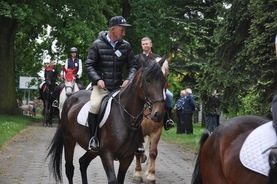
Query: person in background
xmin=203 ymin=90 xmax=220 ymax=133
xmin=194 ymin=102 xmax=200 ymax=123
xmin=174 ymin=90 xmax=186 ymax=134
xmin=182 ymin=88 xmax=195 ymax=134
xmin=85 ymin=16 xmax=138 ymax=152
xmin=60 ymin=47 xmax=85 ymax=90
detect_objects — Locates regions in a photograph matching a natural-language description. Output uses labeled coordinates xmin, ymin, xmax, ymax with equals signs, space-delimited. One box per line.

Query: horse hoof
xmin=140 ymin=154 xmax=147 ymax=163
xmin=145 ymin=180 xmax=155 ymax=184
xmin=132 ymin=176 xmax=143 ymax=183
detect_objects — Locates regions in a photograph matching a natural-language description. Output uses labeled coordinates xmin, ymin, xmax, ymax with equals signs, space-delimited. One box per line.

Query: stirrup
xmin=88 ymin=137 xmax=99 ymax=152
xmin=52 ymin=100 xmax=58 ymax=107
xmin=136 ymin=147 xmax=145 ymax=154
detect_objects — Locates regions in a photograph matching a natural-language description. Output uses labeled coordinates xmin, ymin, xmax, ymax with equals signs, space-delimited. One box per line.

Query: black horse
xmin=47 ymin=58 xmax=168 ymax=184
xmin=41 ymin=65 xmax=59 ymax=126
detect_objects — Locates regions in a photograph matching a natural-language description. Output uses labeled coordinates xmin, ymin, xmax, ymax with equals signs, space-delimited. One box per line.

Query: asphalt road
xmin=0 ymin=120 xmax=195 ymax=184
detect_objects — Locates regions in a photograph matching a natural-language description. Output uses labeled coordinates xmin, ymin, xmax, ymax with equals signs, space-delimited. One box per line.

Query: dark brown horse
xmin=191 ymin=115 xmax=277 ymax=184
xmin=47 ymin=59 xmax=168 ymax=184
xmin=133 ymin=57 xmax=171 ymax=184
xmin=41 ymin=65 xmax=59 ymax=126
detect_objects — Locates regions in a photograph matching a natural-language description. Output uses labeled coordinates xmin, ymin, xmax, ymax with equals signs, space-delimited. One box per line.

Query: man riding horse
xmin=85 ymin=16 xmax=138 ymax=152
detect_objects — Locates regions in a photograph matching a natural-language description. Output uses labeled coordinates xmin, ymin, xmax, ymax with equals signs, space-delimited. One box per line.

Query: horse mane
xmin=142 ymin=59 xmax=164 ymax=80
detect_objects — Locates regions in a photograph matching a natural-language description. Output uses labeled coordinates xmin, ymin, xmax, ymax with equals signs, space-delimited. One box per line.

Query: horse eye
xmin=146 ymin=78 xmax=151 ymax=83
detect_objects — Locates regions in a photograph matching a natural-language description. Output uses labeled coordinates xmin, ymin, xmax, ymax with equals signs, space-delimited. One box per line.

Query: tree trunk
xmin=0 ymin=16 xmax=21 ymax=115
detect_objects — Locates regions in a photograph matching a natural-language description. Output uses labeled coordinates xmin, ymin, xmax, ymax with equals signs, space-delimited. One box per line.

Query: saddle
xmin=77 ymin=90 xmax=120 ymax=128
xmin=98 ymin=90 xmax=120 ymax=123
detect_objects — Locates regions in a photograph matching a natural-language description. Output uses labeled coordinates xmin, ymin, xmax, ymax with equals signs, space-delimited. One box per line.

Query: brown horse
xmin=191 ymin=115 xmax=277 ymax=184
xmin=133 ymin=57 xmax=171 ymax=184
xmin=47 ymin=58 xmax=168 ymax=184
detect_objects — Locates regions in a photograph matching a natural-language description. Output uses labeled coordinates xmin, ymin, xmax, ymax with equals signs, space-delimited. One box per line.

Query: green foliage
xmin=1 ymin=0 xmax=277 ymax=116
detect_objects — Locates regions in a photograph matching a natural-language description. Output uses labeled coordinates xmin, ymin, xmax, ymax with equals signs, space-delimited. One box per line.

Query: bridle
xmin=111 ymin=73 xmax=165 ymax=130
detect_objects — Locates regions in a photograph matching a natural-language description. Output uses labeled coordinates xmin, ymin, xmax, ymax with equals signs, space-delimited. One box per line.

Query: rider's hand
xmin=97 ymin=80 xmax=105 ymax=89
xmin=120 ymin=80 xmax=129 ymax=88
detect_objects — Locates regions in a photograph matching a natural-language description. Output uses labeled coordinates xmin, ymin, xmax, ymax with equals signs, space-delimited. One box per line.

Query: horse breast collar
xmin=239 ymin=121 xmax=277 ymax=176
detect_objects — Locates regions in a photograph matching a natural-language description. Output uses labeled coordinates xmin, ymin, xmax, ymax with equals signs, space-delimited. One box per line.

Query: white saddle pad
xmin=77 ymin=90 xmax=120 ymax=128
xmin=240 ymin=121 xmax=277 ymax=176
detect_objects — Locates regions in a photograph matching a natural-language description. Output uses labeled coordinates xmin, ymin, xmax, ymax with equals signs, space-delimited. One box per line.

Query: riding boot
xmin=88 ymin=112 xmax=99 ymax=152
xmin=38 ymin=88 xmax=43 ymax=100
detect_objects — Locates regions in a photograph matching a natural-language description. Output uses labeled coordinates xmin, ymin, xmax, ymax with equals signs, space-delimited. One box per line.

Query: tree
xmin=199 ymin=0 xmax=276 ymax=117
xmin=0 ymin=0 xmax=121 ymax=114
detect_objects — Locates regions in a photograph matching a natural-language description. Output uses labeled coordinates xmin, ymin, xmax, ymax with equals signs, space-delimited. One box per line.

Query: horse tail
xmin=46 ymin=126 xmax=64 ymax=182
xmin=191 ymin=131 xmax=210 ymax=184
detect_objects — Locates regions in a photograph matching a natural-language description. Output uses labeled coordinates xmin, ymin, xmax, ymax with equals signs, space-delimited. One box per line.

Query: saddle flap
xmin=239 ymin=121 xmax=277 ymax=176
xmin=77 ymin=90 xmax=120 ymax=128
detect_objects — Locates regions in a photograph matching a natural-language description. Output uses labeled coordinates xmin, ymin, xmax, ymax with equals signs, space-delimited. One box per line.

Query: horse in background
xmin=191 ymin=115 xmax=277 ymax=184
xmin=47 ymin=58 xmax=167 ymax=184
xmin=133 ymin=57 xmax=171 ymax=184
xmin=58 ymin=66 xmax=79 ymax=118
xmin=41 ymin=64 xmax=59 ymax=126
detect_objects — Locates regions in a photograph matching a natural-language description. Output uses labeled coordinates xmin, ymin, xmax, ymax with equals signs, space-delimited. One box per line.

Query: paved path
xmin=0 ymin=121 xmax=195 ymax=184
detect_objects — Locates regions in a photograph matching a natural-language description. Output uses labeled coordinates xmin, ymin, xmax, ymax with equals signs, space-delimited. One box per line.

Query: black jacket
xmin=134 ymin=52 xmax=160 ymax=68
xmin=85 ymin=31 xmax=138 ymax=91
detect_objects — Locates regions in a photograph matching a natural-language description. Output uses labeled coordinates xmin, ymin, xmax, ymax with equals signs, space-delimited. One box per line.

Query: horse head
xmin=138 ymin=59 xmax=168 ymax=122
xmin=44 ymin=65 xmax=56 ymax=87
xmin=62 ymin=66 xmax=78 ymax=96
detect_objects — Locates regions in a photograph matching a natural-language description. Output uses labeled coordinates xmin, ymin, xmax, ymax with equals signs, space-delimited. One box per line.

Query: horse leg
xmin=64 ymin=140 xmax=76 ymax=184
xmin=118 ymin=154 xmax=134 ymax=184
xmin=43 ymin=101 xmax=49 ymax=126
xmin=133 ymin=153 xmax=143 ymax=183
xmin=101 ymin=154 xmax=117 ymax=184
xmin=79 ymin=151 xmax=97 ymax=184
xmin=145 ymin=131 xmax=162 ymax=184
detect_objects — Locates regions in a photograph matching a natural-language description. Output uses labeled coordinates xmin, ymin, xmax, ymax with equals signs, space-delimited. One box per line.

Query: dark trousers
xmin=205 ymin=114 xmax=217 ymax=133
xmin=183 ymin=113 xmax=193 ymax=134
xmin=176 ymin=110 xmax=182 ymax=134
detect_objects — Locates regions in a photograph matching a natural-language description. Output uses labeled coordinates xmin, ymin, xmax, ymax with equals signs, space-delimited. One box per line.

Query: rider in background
xmin=85 ymin=16 xmax=138 ymax=152
xmin=134 ymin=37 xmax=160 ymax=68
xmin=135 ymin=37 xmax=173 ymax=130
xmin=38 ymin=59 xmax=58 ymax=100
xmin=60 ymin=47 xmax=84 ymax=90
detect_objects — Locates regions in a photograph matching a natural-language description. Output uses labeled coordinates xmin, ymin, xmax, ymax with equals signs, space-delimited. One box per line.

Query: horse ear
xmin=156 ymin=56 xmax=166 ymax=67
xmin=166 ymin=57 xmax=172 ymax=63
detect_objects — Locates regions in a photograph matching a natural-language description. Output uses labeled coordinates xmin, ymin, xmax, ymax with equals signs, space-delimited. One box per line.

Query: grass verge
xmin=161 ymin=123 xmax=206 ymax=153
xmin=0 ymin=115 xmax=36 ymax=149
